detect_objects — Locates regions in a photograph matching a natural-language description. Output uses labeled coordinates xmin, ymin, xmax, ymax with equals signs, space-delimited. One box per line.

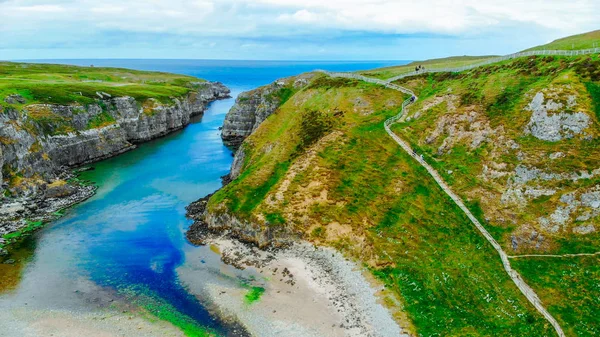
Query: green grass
xmin=0 ymin=61 xmax=200 ymax=109
xmin=2 ymin=220 xmax=44 ymax=243
xmin=208 ymin=74 xmax=556 ymax=336
xmin=525 ymin=30 xmax=600 ymax=51
xmin=512 ymin=256 xmax=600 ymax=337
xmin=88 ymin=110 xmax=117 ymax=129
xmin=586 ymin=82 xmax=600 ymax=120
xmin=244 ymin=286 xmax=265 ymax=304
xmin=359 ymin=56 xmax=498 ymax=80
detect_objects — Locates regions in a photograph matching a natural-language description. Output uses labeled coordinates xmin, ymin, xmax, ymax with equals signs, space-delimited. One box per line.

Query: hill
xmin=191 ymin=32 xmax=600 ymax=336
xmin=525 ymin=30 xmax=600 ymax=51
xmin=359 ymin=55 xmax=497 ymax=80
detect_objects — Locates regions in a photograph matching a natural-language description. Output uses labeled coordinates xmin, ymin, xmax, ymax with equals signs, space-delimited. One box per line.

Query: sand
xmin=178 ymin=238 xmax=410 ymax=337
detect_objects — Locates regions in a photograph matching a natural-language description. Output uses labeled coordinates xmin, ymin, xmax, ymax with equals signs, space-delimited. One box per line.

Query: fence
xmin=386 ymin=47 xmax=600 ymax=82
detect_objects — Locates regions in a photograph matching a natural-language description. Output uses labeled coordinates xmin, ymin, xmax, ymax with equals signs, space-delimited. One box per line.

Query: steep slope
xmin=388 ymin=53 xmax=600 ymax=336
xmin=188 ymin=71 xmax=564 ymax=336
xmin=0 ymin=62 xmax=230 ymax=247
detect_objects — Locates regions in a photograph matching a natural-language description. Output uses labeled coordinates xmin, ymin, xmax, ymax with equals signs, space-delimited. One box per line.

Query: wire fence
xmin=314 ymin=70 xmax=416 ymax=95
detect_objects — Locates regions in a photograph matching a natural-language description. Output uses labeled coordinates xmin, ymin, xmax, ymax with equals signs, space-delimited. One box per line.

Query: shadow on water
xmin=0 ymin=236 xmax=38 ymax=293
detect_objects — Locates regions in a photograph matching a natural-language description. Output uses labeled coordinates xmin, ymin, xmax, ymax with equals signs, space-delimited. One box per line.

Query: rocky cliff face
xmin=187 ymin=74 xmax=314 ymax=247
xmin=186 ymin=194 xmax=293 ymax=248
xmin=221 ymin=75 xmax=312 ymax=149
xmin=0 ymin=81 xmax=229 ymax=241
xmin=1 ymin=82 xmax=229 ymax=190
xmin=221 ymin=74 xmax=312 ymax=180
xmin=221 ymin=83 xmax=285 ymax=149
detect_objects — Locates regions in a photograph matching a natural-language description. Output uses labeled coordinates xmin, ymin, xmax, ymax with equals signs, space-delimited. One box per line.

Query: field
xmin=0 ymin=62 xmax=202 ymax=108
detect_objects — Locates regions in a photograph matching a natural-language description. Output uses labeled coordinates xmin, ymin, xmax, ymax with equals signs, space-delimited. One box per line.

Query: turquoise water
xmin=0 ymin=60 xmax=406 ymax=335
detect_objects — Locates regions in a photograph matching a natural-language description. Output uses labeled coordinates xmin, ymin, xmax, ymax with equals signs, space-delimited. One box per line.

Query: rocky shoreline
xmin=183 ymin=73 xmax=408 ymax=336
xmin=179 ymin=233 xmax=408 ymax=337
xmin=186 ymin=193 xmax=296 ymax=249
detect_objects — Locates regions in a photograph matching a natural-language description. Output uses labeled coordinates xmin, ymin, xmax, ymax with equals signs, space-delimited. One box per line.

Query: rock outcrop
xmin=524 ymin=91 xmax=591 ymax=142
xmin=186 ymin=195 xmax=293 ymax=249
xmin=221 ymin=82 xmax=285 ymax=149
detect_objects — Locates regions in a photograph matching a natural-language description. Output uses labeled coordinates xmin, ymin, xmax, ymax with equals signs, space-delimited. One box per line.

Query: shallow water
xmin=0 ymin=60 xmax=406 ymax=335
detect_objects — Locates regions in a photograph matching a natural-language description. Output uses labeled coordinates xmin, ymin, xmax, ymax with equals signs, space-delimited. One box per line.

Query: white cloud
xmin=0 ymin=0 xmax=598 ymax=59
xmin=256 ymin=0 xmax=599 ymax=34
xmin=1 ymin=0 xmax=597 ymax=37
xmin=15 ymin=4 xmax=65 ymax=12
xmin=278 ymin=9 xmax=320 ymax=23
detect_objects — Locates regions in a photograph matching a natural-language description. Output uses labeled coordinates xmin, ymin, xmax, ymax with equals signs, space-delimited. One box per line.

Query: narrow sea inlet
xmin=0 ymin=60 xmax=400 ymax=336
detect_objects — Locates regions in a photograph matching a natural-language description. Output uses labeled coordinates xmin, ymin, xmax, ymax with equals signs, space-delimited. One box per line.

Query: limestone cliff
xmin=0 ymin=81 xmax=229 ymax=240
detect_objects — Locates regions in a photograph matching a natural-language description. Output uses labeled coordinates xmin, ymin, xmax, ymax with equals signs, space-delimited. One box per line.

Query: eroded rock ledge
xmin=186 ymin=194 xmax=295 ymax=249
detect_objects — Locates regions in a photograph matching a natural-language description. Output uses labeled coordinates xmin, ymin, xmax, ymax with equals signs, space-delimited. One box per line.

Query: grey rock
xmin=4 ymin=94 xmax=26 ymax=104
xmin=0 ymin=81 xmax=230 ymax=241
xmin=221 ymin=84 xmax=283 ymax=149
xmin=230 ymin=146 xmax=247 ymax=180
xmin=573 ymin=225 xmax=596 ymax=235
xmin=44 ymin=183 xmax=77 ymax=199
xmin=524 ymin=92 xmax=591 ymax=142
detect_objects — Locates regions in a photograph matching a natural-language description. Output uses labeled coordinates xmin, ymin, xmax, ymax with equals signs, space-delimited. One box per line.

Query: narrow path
xmin=509 ymin=251 xmax=600 ymax=259
xmin=317 ymin=58 xmax=575 ymax=336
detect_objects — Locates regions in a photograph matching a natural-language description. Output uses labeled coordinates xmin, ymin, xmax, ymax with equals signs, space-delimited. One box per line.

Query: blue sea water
xmin=0 ymin=59 xmax=407 ymax=335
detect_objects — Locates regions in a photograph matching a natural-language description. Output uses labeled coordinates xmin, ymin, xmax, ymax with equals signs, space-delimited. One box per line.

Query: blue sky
xmin=1 ymin=0 xmax=598 ymax=60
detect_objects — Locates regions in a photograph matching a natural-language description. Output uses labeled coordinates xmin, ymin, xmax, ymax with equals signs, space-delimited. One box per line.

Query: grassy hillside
xmin=0 ymin=62 xmax=202 ymax=108
xmin=525 ymin=30 xmax=600 ymax=51
xmin=208 ymin=74 xmax=556 ymax=336
xmin=391 ymin=54 xmax=600 ymax=254
xmin=359 ymin=55 xmax=497 ymax=80
xmin=389 ymin=54 xmax=600 ymax=335
xmin=512 ymin=256 xmax=600 ymax=337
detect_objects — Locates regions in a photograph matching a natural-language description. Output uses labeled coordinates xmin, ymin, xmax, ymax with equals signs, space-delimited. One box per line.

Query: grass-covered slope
xmin=511 ymin=255 xmax=600 ymax=337
xmin=359 ymin=55 xmax=497 ymax=80
xmin=0 ymin=62 xmax=202 ymax=108
xmin=525 ymin=30 xmax=600 ymax=51
xmin=207 ymin=74 xmax=556 ymax=336
xmin=388 ymin=54 xmax=600 ymax=335
xmin=391 ymin=55 xmax=600 ymax=254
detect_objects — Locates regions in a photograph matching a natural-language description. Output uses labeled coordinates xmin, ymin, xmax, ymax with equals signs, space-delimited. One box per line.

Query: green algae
xmin=244 ymin=286 xmax=265 ymax=304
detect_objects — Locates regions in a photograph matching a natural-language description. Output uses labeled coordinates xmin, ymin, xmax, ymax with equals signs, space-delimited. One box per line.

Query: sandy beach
xmin=0 ymin=307 xmax=186 ymax=337
xmin=178 ymin=238 xmax=409 ymax=337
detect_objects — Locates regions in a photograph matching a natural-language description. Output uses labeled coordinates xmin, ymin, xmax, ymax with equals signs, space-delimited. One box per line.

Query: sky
xmin=0 ymin=0 xmax=598 ymax=60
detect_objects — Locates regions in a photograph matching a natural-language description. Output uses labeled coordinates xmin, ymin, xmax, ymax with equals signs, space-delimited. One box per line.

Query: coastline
xmin=179 ymin=234 xmax=409 ymax=337
xmin=0 ymin=84 xmax=231 ymax=255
